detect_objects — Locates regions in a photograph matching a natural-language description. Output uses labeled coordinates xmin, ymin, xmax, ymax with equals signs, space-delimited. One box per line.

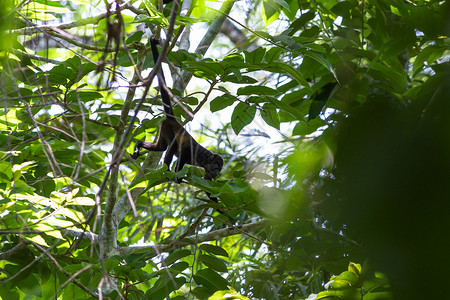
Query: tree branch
xmin=118 ymin=219 xmax=269 ymax=255
xmin=0 ymin=238 xmax=27 ymax=260
xmin=59 ymin=228 xmax=99 ymax=243
xmin=220 ymin=19 xmax=258 ymax=51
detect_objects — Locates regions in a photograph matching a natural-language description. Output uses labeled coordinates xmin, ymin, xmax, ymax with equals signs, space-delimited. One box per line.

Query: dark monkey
xmin=132 ymin=38 xmax=224 ymax=183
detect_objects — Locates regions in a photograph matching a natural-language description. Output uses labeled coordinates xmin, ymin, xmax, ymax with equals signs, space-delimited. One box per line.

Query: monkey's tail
xmin=150 ymin=37 xmax=175 ymax=118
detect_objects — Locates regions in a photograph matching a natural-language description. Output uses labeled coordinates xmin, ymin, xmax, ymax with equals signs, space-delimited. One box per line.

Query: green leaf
xmin=331 ymin=271 xmax=359 ymax=287
xmin=252 ymin=172 xmax=274 ymax=180
xmin=129 ymin=167 xmax=170 ymax=190
xmin=168 ymin=49 xmax=199 ymax=66
xmin=282 ymin=0 xmax=299 ymax=21
xmin=17 ymin=274 xmax=41 ymax=297
xmin=170 ymin=261 xmax=189 ymax=273
xmin=231 ymin=102 xmax=256 ymax=134
xmin=288 ymin=10 xmax=316 ymax=36
xmin=47 ymin=56 xmax=95 ymax=88
xmin=126 ymin=31 xmax=144 ymax=44
xmin=348 ymin=262 xmax=361 ymax=276
xmin=0 ymin=161 xmax=13 ymax=181
xmin=47 ymin=65 xmax=75 ymax=86
xmin=35 ymin=0 xmax=65 ymax=8
xmin=198 ymin=254 xmax=228 ymax=272
xmin=244 ymin=47 xmax=265 ymax=64
xmin=260 ymin=103 xmax=280 ymax=129
xmin=230 ymin=67 xmax=242 ymax=81
xmin=185 ymin=60 xmax=224 ymax=80
xmin=66 ymin=91 xmax=102 ymax=103
xmin=331 ymin=1 xmax=354 ymax=17
xmin=223 ymin=181 xmax=249 ymax=194
xmin=185 ymin=203 xmax=221 ymax=215
xmin=269 ymin=62 xmax=310 ymax=88
xmin=292 ymin=118 xmax=325 ymax=136
xmin=210 ymin=94 xmax=238 ymax=112
xmin=262 ymin=0 xmax=282 ymax=25
xmin=274 ymin=33 xmax=295 ymax=46
xmin=308 ymin=99 xmax=326 ymax=121
xmin=222 ymin=75 xmax=257 ymax=84
xmin=175 ymin=164 xmax=205 ymax=179
xmin=104 ymin=259 xmax=120 ymax=272
xmin=222 ymin=53 xmax=247 ymax=69
xmin=142 ymin=0 xmax=169 ymax=27
xmin=363 ymin=277 xmax=389 ymax=293
xmin=193 ymin=274 xmax=217 ymax=292
xmin=24 ymin=235 xmax=49 ymax=247
xmin=413 ymin=44 xmax=446 ymax=71
xmin=265 ymin=47 xmax=283 ymax=63
xmin=199 ymin=244 xmax=229 ymax=257
xmin=237 ymin=86 xmax=280 ymax=96
xmin=276 ymin=100 xmax=307 ymax=123
xmin=44 ymin=216 xmax=74 ymax=228
xmin=308 ymin=82 xmax=337 ymax=120
xmin=301 ymin=50 xmax=337 ymax=82
xmin=369 ymin=61 xmax=407 ymax=92
xmin=67 ymin=197 xmax=95 ymax=206
xmin=191 ymin=287 xmax=213 ymax=299
xmin=164 ymin=249 xmax=192 ymax=266
xmin=146 ymin=276 xmax=186 ymax=300
xmin=210 ymin=288 xmax=250 ymax=300
xmin=247 ymin=95 xmax=276 ymax=104
xmin=194 ymin=268 xmax=229 ymax=291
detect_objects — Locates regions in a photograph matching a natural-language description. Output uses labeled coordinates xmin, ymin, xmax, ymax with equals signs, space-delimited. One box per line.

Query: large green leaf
xmin=231 ymin=102 xmax=256 ymax=134
xmin=260 ymin=103 xmax=280 ymax=129
xmin=199 ymin=244 xmax=229 ymax=257
xmin=164 ymin=249 xmax=192 ymax=266
xmin=146 ymin=276 xmax=186 ymax=300
xmin=185 ymin=60 xmax=225 ymax=80
xmin=198 ymin=254 xmax=228 ymax=272
xmin=244 ymin=47 xmax=266 ymax=64
xmin=210 ymin=94 xmax=238 ymax=112
xmin=194 ymin=268 xmax=229 ymax=291
xmin=237 ymin=85 xmax=280 ymax=96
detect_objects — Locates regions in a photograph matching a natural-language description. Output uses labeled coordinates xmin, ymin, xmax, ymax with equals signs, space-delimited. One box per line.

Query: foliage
xmin=0 ymin=0 xmax=449 ymax=299
xmin=314 ymin=262 xmax=391 ymax=300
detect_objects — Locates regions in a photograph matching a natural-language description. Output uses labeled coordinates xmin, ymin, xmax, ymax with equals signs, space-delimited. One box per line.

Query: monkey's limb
xmin=132 ymin=140 xmax=168 ymax=159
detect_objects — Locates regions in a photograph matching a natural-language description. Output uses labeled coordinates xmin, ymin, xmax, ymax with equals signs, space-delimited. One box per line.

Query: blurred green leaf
xmin=198 ymin=254 xmax=228 ymax=272
xmin=199 ymin=244 xmax=229 ymax=257
xmin=194 ymin=268 xmax=229 ymax=291
xmin=164 ymin=250 xmax=192 ymax=266
xmin=237 ymin=85 xmax=280 ymax=96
